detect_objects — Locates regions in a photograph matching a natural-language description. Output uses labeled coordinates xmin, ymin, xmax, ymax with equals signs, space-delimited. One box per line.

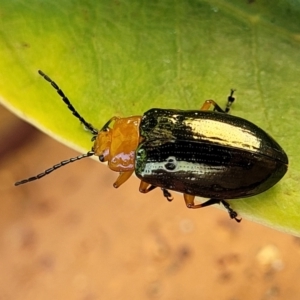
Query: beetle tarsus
xmin=162 ymin=188 xmax=173 ymax=201
xmin=196 ymin=198 xmax=241 ymax=222
xmin=221 ymin=200 xmax=241 ymax=222
xmin=224 ymin=89 xmax=236 ymax=113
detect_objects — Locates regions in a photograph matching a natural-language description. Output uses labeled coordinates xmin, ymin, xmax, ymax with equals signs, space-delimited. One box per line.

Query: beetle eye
xmin=99 ymin=155 xmax=105 ymax=162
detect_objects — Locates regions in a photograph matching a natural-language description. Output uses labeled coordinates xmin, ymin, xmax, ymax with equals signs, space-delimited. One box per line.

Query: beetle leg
xmin=139 ymin=182 xmax=173 ymax=201
xmin=139 ymin=181 xmax=156 ymax=193
xmin=200 ymin=90 xmax=235 ymax=114
xmin=184 ymin=194 xmax=220 ymax=208
xmin=184 ymin=195 xmax=241 ymax=222
xmin=220 ymin=200 xmax=241 ymax=222
xmin=113 ymin=171 xmax=134 ymax=188
xmin=184 ymin=194 xmax=197 ymax=207
xmin=161 ymin=188 xmax=173 ymax=202
xmin=224 ymin=89 xmax=235 ymax=113
xmin=200 ymin=100 xmax=225 ymax=113
xmin=100 ymin=116 xmax=119 ymax=131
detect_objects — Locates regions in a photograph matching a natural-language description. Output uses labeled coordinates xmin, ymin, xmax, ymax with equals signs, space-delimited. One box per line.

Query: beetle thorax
xmin=93 ymin=116 xmax=142 ymax=172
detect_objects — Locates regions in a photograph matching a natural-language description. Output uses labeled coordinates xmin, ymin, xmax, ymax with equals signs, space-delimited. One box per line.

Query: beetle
xmin=15 ymin=70 xmax=289 ymax=222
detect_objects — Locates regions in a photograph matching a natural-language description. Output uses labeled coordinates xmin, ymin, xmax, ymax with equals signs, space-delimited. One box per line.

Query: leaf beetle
xmin=15 ymin=70 xmax=289 ymax=222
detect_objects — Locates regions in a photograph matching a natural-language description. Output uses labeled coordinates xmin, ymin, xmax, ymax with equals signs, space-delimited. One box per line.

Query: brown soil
xmin=1 ymin=106 xmax=300 ymax=300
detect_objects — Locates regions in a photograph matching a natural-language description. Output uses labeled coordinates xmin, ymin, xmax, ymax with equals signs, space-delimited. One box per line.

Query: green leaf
xmin=0 ymin=0 xmax=299 ymax=235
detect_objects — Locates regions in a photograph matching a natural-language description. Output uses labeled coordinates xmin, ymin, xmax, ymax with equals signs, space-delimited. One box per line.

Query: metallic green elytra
xmin=15 ymin=71 xmax=288 ymax=222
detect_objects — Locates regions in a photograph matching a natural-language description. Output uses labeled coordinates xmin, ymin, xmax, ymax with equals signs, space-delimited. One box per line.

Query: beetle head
xmin=93 ymin=129 xmax=112 ymax=162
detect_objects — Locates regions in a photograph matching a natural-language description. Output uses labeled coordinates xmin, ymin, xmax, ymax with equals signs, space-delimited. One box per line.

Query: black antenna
xmin=38 ymin=70 xmax=98 ymax=135
xmin=15 ymin=151 xmax=95 ymax=186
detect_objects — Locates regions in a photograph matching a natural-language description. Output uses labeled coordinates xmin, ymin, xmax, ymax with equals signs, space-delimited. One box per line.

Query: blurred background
xmin=1 ymin=0 xmax=300 ymax=299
